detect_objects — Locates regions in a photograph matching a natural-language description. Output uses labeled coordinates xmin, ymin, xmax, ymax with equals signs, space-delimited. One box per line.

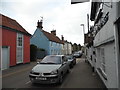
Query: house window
xmin=101 ymin=48 xmax=106 ymax=73
xmin=17 ymin=33 xmax=23 ymax=47
xmin=51 ymin=42 xmax=53 ymax=47
xmin=16 ymin=33 xmax=23 ymax=64
xmin=51 ymin=50 xmax=53 ymax=55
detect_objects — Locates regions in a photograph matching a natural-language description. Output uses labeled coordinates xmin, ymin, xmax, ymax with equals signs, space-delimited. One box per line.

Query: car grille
xmin=43 ymin=73 xmax=51 ymax=75
xmin=32 ymin=72 xmax=51 ymax=76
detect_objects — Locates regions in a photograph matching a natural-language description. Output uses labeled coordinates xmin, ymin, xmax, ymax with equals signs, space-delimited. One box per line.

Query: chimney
xmin=37 ymin=20 xmax=43 ymax=29
xmin=51 ymin=30 xmax=56 ymax=36
xmin=61 ymin=35 xmax=64 ymax=41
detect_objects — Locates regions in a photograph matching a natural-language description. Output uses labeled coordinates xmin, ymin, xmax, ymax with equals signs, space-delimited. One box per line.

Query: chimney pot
xmin=37 ymin=20 xmax=43 ymax=29
xmin=51 ymin=30 xmax=56 ymax=36
xmin=61 ymin=35 xmax=64 ymax=41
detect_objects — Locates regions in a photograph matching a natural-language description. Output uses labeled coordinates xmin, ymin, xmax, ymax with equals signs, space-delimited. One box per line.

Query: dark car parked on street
xmin=66 ymin=55 xmax=76 ymax=68
xmin=29 ymin=55 xmax=70 ymax=84
xmin=73 ymin=51 xmax=82 ymax=58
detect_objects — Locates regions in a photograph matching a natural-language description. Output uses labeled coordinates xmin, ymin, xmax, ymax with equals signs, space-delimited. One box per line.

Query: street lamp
xmin=80 ymin=24 xmax=85 ymax=34
xmin=80 ymin=24 xmax=85 ymax=45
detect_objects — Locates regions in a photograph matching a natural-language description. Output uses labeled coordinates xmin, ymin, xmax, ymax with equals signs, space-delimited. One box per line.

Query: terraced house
xmin=0 ymin=14 xmax=31 ymax=70
xmin=30 ymin=20 xmax=63 ymax=55
xmin=89 ymin=1 xmax=120 ymax=89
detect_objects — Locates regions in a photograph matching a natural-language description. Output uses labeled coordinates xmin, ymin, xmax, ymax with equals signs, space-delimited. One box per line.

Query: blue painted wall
xmin=30 ymin=28 xmax=49 ymax=55
xmin=49 ymin=41 xmax=62 ymax=55
xmin=30 ymin=28 xmax=62 ymax=55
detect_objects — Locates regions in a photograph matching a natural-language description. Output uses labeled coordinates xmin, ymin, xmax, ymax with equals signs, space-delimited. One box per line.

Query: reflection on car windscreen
xmin=66 ymin=56 xmax=72 ymax=59
xmin=40 ymin=56 xmax=61 ymax=64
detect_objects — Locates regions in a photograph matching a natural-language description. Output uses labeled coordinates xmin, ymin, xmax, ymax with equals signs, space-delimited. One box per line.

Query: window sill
xmin=97 ymin=68 xmax=107 ymax=80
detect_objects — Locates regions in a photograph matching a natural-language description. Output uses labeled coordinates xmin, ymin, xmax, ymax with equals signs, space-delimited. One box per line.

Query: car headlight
xmin=51 ymin=70 xmax=58 ymax=75
xmin=30 ymin=69 xmax=34 ymax=74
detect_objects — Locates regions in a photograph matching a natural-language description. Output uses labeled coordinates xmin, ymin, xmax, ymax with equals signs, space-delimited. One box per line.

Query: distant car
xmin=73 ymin=52 xmax=82 ymax=58
xmin=66 ymin=55 xmax=76 ymax=68
xmin=29 ymin=55 xmax=70 ymax=84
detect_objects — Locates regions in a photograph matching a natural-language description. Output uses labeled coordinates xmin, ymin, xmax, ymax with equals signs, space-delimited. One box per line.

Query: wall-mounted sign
xmin=96 ymin=12 xmax=109 ymax=31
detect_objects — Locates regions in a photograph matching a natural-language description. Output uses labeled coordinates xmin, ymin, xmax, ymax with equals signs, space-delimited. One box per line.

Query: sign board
xmin=71 ymin=0 xmax=90 ymax=4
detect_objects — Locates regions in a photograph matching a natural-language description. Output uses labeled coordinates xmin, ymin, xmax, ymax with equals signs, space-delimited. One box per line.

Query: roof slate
xmin=42 ymin=30 xmax=63 ymax=44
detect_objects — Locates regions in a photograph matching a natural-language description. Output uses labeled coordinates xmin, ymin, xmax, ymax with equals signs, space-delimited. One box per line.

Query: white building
xmin=90 ymin=1 xmax=120 ymax=89
xmin=61 ymin=35 xmax=72 ymax=55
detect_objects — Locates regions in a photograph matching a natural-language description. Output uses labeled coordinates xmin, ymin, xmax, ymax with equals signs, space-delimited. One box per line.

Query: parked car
xmin=66 ymin=55 xmax=76 ymax=68
xmin=29 ymin=55 xmax=70 ymax=84
xmin=73 ymin=52 xmax=82 ymax=58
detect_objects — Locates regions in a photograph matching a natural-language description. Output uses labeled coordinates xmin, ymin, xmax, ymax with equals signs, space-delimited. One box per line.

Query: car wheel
xmin=69 ymin=64 xmax=73 ymax=68
xmin=67 ymin=68 xmax=70 ymax=73
xmin=74 ymin=61 xmax=76 ymax=65
xmin=59 ymin=75 xmax=63 ymax=84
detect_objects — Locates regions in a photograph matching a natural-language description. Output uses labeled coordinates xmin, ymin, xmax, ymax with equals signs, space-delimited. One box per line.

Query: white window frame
xmin=100 ymin=48 xmax=106 ymax=74
xmin=16 ymin=33 xmax=24 ymax=64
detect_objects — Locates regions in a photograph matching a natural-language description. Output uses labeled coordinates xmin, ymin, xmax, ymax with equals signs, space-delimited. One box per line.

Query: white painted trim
xmin=16 ymin=33 xmax=24 ymax=64
xmin=114 ymin=23 xmax=119 ymax=89
xmin=22 ymin=34 xmax=24 ymax=63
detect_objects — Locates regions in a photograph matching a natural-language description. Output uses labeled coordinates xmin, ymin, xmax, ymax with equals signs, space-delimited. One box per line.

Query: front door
xmin=2 ymin=47 xmax=9 ymax=70
xmin=16 ymin=33 xmax=23 ymax=64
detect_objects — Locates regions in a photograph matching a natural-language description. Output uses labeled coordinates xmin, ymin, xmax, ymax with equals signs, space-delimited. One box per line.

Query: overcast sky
xmin=1 ymin=0 xmax=92 ymax=45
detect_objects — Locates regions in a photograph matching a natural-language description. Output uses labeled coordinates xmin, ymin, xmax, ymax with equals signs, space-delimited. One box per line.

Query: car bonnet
xmin=32 ymin=64 xmax=62 ymax=73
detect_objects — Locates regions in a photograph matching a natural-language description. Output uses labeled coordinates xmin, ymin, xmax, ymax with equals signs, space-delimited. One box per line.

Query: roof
xmin=42 ymin=30 xmax=63 ymax=44
xmin=0 ymin=14 xmax=31 ymax=36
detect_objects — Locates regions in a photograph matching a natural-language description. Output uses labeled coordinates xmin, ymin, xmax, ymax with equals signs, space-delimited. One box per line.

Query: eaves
xmin=0 ymin=25 xmax=31 ymax=36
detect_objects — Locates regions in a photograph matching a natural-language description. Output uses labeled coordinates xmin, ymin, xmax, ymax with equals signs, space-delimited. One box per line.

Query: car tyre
xmin=58 ymin=74 xmax=63 ymax=84
xmin=67 ymin=68 xmax=70 ymax=73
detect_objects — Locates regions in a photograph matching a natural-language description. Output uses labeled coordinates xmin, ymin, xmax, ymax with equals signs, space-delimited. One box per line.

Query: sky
xmin=0 ymin=0 xmax=92 ymax=45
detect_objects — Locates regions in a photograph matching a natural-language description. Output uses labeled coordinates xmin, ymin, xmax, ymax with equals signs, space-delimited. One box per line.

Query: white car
xmin=29 ymin=55 xmax=70 ymax=84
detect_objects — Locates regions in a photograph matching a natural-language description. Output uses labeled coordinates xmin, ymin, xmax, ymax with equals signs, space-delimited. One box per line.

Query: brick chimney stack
xmin=61 ymin=35 xmax=64 ymax=41
xmin=37 ymin=20 xmax=43 ymax=29
xmin=51 ymin=30 xmax=56 ymax=36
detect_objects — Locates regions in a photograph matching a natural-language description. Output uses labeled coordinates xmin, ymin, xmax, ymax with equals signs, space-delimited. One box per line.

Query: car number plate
xmin=36 ymin=77 xmax=47 ymax=80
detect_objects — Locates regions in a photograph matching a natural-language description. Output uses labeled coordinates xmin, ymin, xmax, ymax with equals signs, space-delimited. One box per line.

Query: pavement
xmin=2 ymin=58 xmax=107 ymax=89
xmin=60 ymin=58 xmax=106 ymax=88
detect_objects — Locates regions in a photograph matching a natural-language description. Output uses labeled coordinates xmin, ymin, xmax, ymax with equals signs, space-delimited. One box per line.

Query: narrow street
xmin=2 ymin=58 xmax=106 ymax=89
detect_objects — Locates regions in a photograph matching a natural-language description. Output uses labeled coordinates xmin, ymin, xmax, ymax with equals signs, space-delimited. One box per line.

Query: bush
xmin=30 ymin=44 xmax=37 ymax=61
xmin=37 ymin=48 xmax=45 ymax=51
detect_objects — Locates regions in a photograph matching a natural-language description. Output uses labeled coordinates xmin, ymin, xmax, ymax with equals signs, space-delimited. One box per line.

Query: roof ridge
xmin=0 ymin=13 xmax=16 ymax=22
xmin=42 ymin=30 xmax=63 ymax=44
xmin=1 ymin=13 xmax=31 ymax=36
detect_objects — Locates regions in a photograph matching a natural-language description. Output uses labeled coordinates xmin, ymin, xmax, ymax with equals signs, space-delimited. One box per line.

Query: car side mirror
xmin=62 ymin=62 xmax=67 ymax=65
xmin=37 ymin=62 xmax=40 ymax=64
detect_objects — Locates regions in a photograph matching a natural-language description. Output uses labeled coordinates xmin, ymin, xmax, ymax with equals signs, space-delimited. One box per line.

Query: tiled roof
xmin=0 ymin=14 xmax=31 ymax=36
xmin=42 ymin=30 xmax=63 ymax=44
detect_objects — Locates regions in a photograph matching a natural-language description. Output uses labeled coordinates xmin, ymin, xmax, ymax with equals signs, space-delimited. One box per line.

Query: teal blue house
xmin=30 ymin=20 xmax=63 ymax=55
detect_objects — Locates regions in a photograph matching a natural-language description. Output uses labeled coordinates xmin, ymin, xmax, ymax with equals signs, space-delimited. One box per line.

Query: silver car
xmin=29 ymin=55 xmax=70 ymax=84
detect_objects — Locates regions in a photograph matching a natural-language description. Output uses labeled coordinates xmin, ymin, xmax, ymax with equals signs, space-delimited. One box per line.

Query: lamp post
xmin=80 ymin=24 xmax=85 ymax=45
xmin=80 ymin=24 xmax=85 ymax=34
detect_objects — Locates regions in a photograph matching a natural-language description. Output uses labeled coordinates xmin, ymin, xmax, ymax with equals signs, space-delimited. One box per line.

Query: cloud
xmin=1 ymin=0 xmax=91 ymax=45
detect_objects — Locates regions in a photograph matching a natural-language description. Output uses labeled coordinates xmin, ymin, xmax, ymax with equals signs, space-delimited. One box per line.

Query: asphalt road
xmin=2 ymin=58 xmax=107 ymax=89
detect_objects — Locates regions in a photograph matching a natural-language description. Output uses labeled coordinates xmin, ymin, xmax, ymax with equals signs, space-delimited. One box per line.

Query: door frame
xmin=114 ymin=17 xmax=120 ymax=89
xmin=16 ymin=33 xmax=24 ymax=64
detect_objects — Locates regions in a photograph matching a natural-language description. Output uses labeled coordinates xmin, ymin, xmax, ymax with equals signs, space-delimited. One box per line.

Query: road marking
xmin=2 ymin=67 xmax=32 ymax=78
xmin=25 ymin=81 xmax=31 ymax=84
